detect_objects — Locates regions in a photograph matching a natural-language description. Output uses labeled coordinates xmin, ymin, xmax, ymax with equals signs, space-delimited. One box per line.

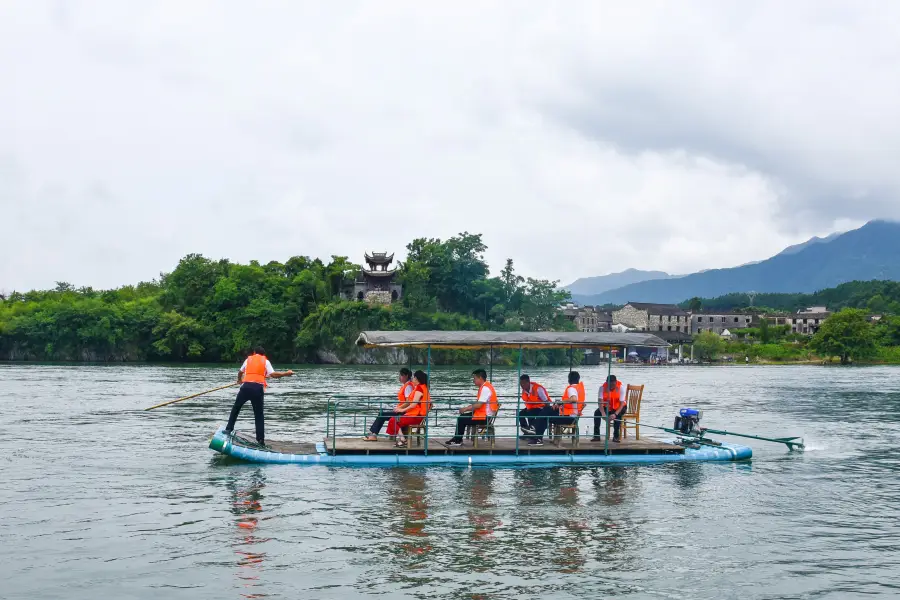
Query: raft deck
xmin=326 ymin=437 xmax=683 ymax=456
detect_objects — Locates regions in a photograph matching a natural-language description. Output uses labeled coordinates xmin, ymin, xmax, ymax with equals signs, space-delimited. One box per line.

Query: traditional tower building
xmin=345 ymin=251 xmax=403 ymax=304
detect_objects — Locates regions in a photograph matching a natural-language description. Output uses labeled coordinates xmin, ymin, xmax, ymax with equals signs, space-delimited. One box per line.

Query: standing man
xmin=224 ymin=346 xmax=294 ymax=447
xmin=592 ymin=374 xmax=626 ymax=442
xmin=445 ymin=369 xmax=498 ymax=446
xmin=518 ymin=374 xmax=551 ymax=437
xmin=364 ymin=368 xmax=415 ymax=441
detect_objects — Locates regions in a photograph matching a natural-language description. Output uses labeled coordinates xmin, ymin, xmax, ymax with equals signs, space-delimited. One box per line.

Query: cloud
xmin=1 ymin=1 xmax=895 ymax=292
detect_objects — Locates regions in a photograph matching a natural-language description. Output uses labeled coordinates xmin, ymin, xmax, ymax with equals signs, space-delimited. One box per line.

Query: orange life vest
xmin=408 ymin=384 xmax=431 ymax=418
xmin=243 ymin=354 xmax=268 ymax=387
xmin=473 ymin=381 xmax=498 ymax=421
xmin=560 ymin=384 xmax=580 ymax=416
xmin=575 ymin=382 xmax=586 ymax=416
xmin=395 ymin=381 xmax=414 ymax=411
xmin=601 ymin=382 xmax=625 ymax=412
xmin=521 ymin=381 xmax=549 ymax=410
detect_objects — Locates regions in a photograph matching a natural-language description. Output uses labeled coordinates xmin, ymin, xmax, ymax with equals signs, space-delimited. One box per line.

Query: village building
xmin=611 ymin=302 xmax=691 ymax=333
xmin=561 ymin=303 xmax=612 ymax=332
xmin=788 ymin=308 xmax=831 ymax=335
xmin=691 ymin=310 xmax=755 ymax=335
xmin=344 ymin=252 xmax=403 ymax=305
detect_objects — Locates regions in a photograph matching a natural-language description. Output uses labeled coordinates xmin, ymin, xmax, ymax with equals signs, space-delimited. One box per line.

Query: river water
xmin=2 ymin=364 xmax=899 ymax=599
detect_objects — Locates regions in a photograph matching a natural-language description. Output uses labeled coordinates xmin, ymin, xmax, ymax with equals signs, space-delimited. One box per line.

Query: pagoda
xmin=345 ymin=251 xmax=402 ymax=304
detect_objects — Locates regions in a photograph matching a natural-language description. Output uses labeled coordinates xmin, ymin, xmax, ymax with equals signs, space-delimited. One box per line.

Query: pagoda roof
xmin=364 ymin=252 xmax=394 ymax=264
xmin=362 ymin=269 xmax=397 ymax=278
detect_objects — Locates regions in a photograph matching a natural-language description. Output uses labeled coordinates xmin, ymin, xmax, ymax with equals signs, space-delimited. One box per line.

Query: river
xmin=3 ymin=363 xmax=899 ymax=599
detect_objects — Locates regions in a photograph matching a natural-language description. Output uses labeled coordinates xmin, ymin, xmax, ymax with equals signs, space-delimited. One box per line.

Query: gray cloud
xmin=1 ymin=1 xmax=895 ymax=292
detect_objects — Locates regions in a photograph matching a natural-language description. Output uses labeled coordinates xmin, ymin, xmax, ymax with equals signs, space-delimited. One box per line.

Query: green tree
xmin=688 ymin=297 xmax=702 ymax=312
xmin=810 ymin=308 xmax=877 ymax=364
xmin=693 ymin=331 xmax=725 ymax=360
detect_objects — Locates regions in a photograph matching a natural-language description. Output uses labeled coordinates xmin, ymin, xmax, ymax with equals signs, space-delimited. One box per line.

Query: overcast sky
xmin=3 ymin=1 xmax=899 ymax=292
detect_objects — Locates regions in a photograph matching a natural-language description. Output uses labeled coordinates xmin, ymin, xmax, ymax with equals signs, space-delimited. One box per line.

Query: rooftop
xmin=364 ymin=251 xmax=394 ymax=264
xmin=625 ymin=302 xmax=689 ymax=316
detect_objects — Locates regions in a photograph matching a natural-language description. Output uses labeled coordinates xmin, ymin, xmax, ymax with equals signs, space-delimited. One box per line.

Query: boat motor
xmin=674 ymin=408 xmax=703 ymax=435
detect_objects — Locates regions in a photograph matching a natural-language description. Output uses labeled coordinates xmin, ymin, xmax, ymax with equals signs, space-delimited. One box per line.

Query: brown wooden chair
xmin=466 ymin=404 xmax=501 ymax=448
xmin=621 ymin=384 xmax=644 ymax=440
xmin=552 ymin=418 xmax=580 ymax=447
xmin=407 ymin=422 xmax=426 ymax=447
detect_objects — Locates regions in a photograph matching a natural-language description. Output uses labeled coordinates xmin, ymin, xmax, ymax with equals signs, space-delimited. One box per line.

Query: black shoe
xmin=528 ymin=439 xmax=544 ymax=446
xmin=612 ymin=437 xmax=621 ymax=443
xmin=590 ymin=436 xmax=603 ymax=442
xmin=445 ymin=439 xmax=462 ymax=447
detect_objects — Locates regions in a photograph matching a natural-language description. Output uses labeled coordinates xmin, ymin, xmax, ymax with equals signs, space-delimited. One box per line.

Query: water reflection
xmin=387 ymin=469 xmax=432 ymax=558
xmin=227 ymin=470 xmax=269 ymax=599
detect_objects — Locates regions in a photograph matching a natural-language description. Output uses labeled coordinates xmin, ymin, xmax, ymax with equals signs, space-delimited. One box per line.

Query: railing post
xmin=425 ymin=345 xmax=431 ymax=455
xmin=605 ymin=347 xmax=612 ymax=457
xmin=326 ymin=397 xmax=330 ymax=453
xmin=515 ymin=344 xmax=522 ymax=457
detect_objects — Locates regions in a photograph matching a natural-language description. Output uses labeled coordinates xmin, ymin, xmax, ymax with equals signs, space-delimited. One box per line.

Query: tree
xmin=693 ymin=331 xmax=725 ymax=361
xmin=810 ymin=308 xmax=877 ymax=364
xmin=688 ymin=297 xmax=702 ymax=312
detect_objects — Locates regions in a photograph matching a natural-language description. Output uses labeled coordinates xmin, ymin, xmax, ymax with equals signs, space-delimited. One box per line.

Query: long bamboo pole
xmin=144 ymin=383 xmax=239 ymax=411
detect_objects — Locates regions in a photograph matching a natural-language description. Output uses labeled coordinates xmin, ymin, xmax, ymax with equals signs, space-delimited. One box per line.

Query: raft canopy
xmin=355 ymin=330 xmax=671 ymax=350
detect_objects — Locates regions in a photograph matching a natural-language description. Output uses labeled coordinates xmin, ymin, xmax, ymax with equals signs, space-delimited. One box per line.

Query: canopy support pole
xmin=515 ymin=344 xmax=522 ymax=457
xmin=425 ymin=345 xmax=431 ymax=455
xmin=568 ymin=346 xmax=573 ymax=371
xmin=489 ymin=344 xmax=494 ymax=380
xmin=605 ymin=347 xmax=613 ymax=456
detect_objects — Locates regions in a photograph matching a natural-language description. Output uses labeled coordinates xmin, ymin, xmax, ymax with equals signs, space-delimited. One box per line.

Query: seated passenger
xmin=592 ymin=374 xmax=626 ymax=442
xmin=363 ymin=368 xmax=415 ymax=441
xmin=445 ymin=369 xmax=498 ymax=446
xmin=386 ymin=371 xmax=430 ymax=448
xmin=531 ymin=371 xmax=582 ymax=445
xmin=518 ymin=374 xmax=550 ymax=438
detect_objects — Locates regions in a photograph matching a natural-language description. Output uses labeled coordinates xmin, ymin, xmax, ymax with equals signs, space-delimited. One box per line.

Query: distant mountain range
xmin=567 ymin=220 xmax=900 ymax=305
xmin=564 ymin=268 xmax=673 ymax=297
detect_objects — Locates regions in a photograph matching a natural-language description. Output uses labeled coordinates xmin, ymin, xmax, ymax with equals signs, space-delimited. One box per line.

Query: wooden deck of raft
xmin=325 ymin=436 xmax=683 ymax=456
xmin=233 ymin=432 xmax=684 ymax=457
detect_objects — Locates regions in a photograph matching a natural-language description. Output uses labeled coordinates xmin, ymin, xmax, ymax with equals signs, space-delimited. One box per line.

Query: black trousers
xmin=535 ymin=409 xmax=576 ymax=438
xmin=449 ymin=415 xmax=481 ymax=443
xmin=518 ymin=407 xmax=545 ymax=430
xmin=594 ymin=405 xmax=627 ymax=438
xmin=369 ymin=409 xmax=403 ymax=434
xmin=225 ymin=382 xmax=265 ymax=443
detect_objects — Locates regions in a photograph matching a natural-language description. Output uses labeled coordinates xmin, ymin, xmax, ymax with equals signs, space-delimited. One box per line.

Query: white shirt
xmin=478 ymin=385 xmax=496 ymax=416
xmin=401 ymin=382 xmax=415 ymax=400
xmin=564 ymin=385 xmax=579 ymax=402
xmin=534 ymin=385 xmax=550 ymax=403
xmin=240 ymin=358 xmax=275 ymax=376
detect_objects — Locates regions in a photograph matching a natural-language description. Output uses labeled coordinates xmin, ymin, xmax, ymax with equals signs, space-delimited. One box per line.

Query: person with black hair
xmin=531 ymin=371 xmax=581 ymax=445
xmin=385 ymin=370 xmax=431 ymax=448
xmin=593 ymin=374 xmax=626 ymax=442
xmin=445 ymin=368 xmax=498 ymax=446
xmin=518 ymin=374 xmax=551 ymax=437
xmin=364 ymin=368 xmax=416 ymax=441
xmin=224 ymin=346 xmax=294 ymax=447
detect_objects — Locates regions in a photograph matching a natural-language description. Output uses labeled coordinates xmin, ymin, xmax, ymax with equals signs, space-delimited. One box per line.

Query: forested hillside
xmin=0 ymin=233 xmax=571 ymax=363
xmin=686 ymin=280 xmax=900 ymax=314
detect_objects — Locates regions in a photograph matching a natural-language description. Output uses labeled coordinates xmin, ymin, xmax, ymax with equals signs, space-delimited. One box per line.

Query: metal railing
xmin=325 ymin=394 xmax=610 ymax=456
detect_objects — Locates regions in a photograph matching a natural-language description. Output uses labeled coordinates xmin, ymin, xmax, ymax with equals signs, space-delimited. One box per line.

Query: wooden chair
xmin=465 ymin=404 xmax=501 ymax=448
xmin=407 ymin=422 xmax=427 ymax=447
xmin=552 ymin=418 xmax=580 ymax=447
xmin=621 ymin=384 xmax=644 ymax=440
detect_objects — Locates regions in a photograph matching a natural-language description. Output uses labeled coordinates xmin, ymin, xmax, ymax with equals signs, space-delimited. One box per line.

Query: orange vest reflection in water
xmin=230 ymin=474 xmax=269 ymax=599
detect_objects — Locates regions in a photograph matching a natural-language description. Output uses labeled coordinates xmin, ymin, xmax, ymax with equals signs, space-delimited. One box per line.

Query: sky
xmin=3 ymin=1 xmax=900 ymax=292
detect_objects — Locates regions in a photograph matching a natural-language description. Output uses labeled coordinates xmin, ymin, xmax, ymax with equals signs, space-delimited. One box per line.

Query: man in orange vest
xmin=364 ymin=368 xmax=415 ymax=441
xmin=593 ymin=374 xmax=626 ymax=442
xmin=224 ymin=346 xmax=294 ymax=447
xmin=530 ymin=371 xmax=583 ymax=445
xmin=445 ymin=368 xmax=498 ymax=446
xmin=518 ymin=374 xmax=551 ymax=437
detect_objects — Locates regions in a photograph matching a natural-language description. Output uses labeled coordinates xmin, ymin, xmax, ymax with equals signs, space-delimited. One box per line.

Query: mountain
xmin=565 ymin=268 xmax=672 ymax=301
xmin=573 ymin=220 xmax=900 ymax=305
xmin=776 ymin=231 xmax=843 ymax=256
